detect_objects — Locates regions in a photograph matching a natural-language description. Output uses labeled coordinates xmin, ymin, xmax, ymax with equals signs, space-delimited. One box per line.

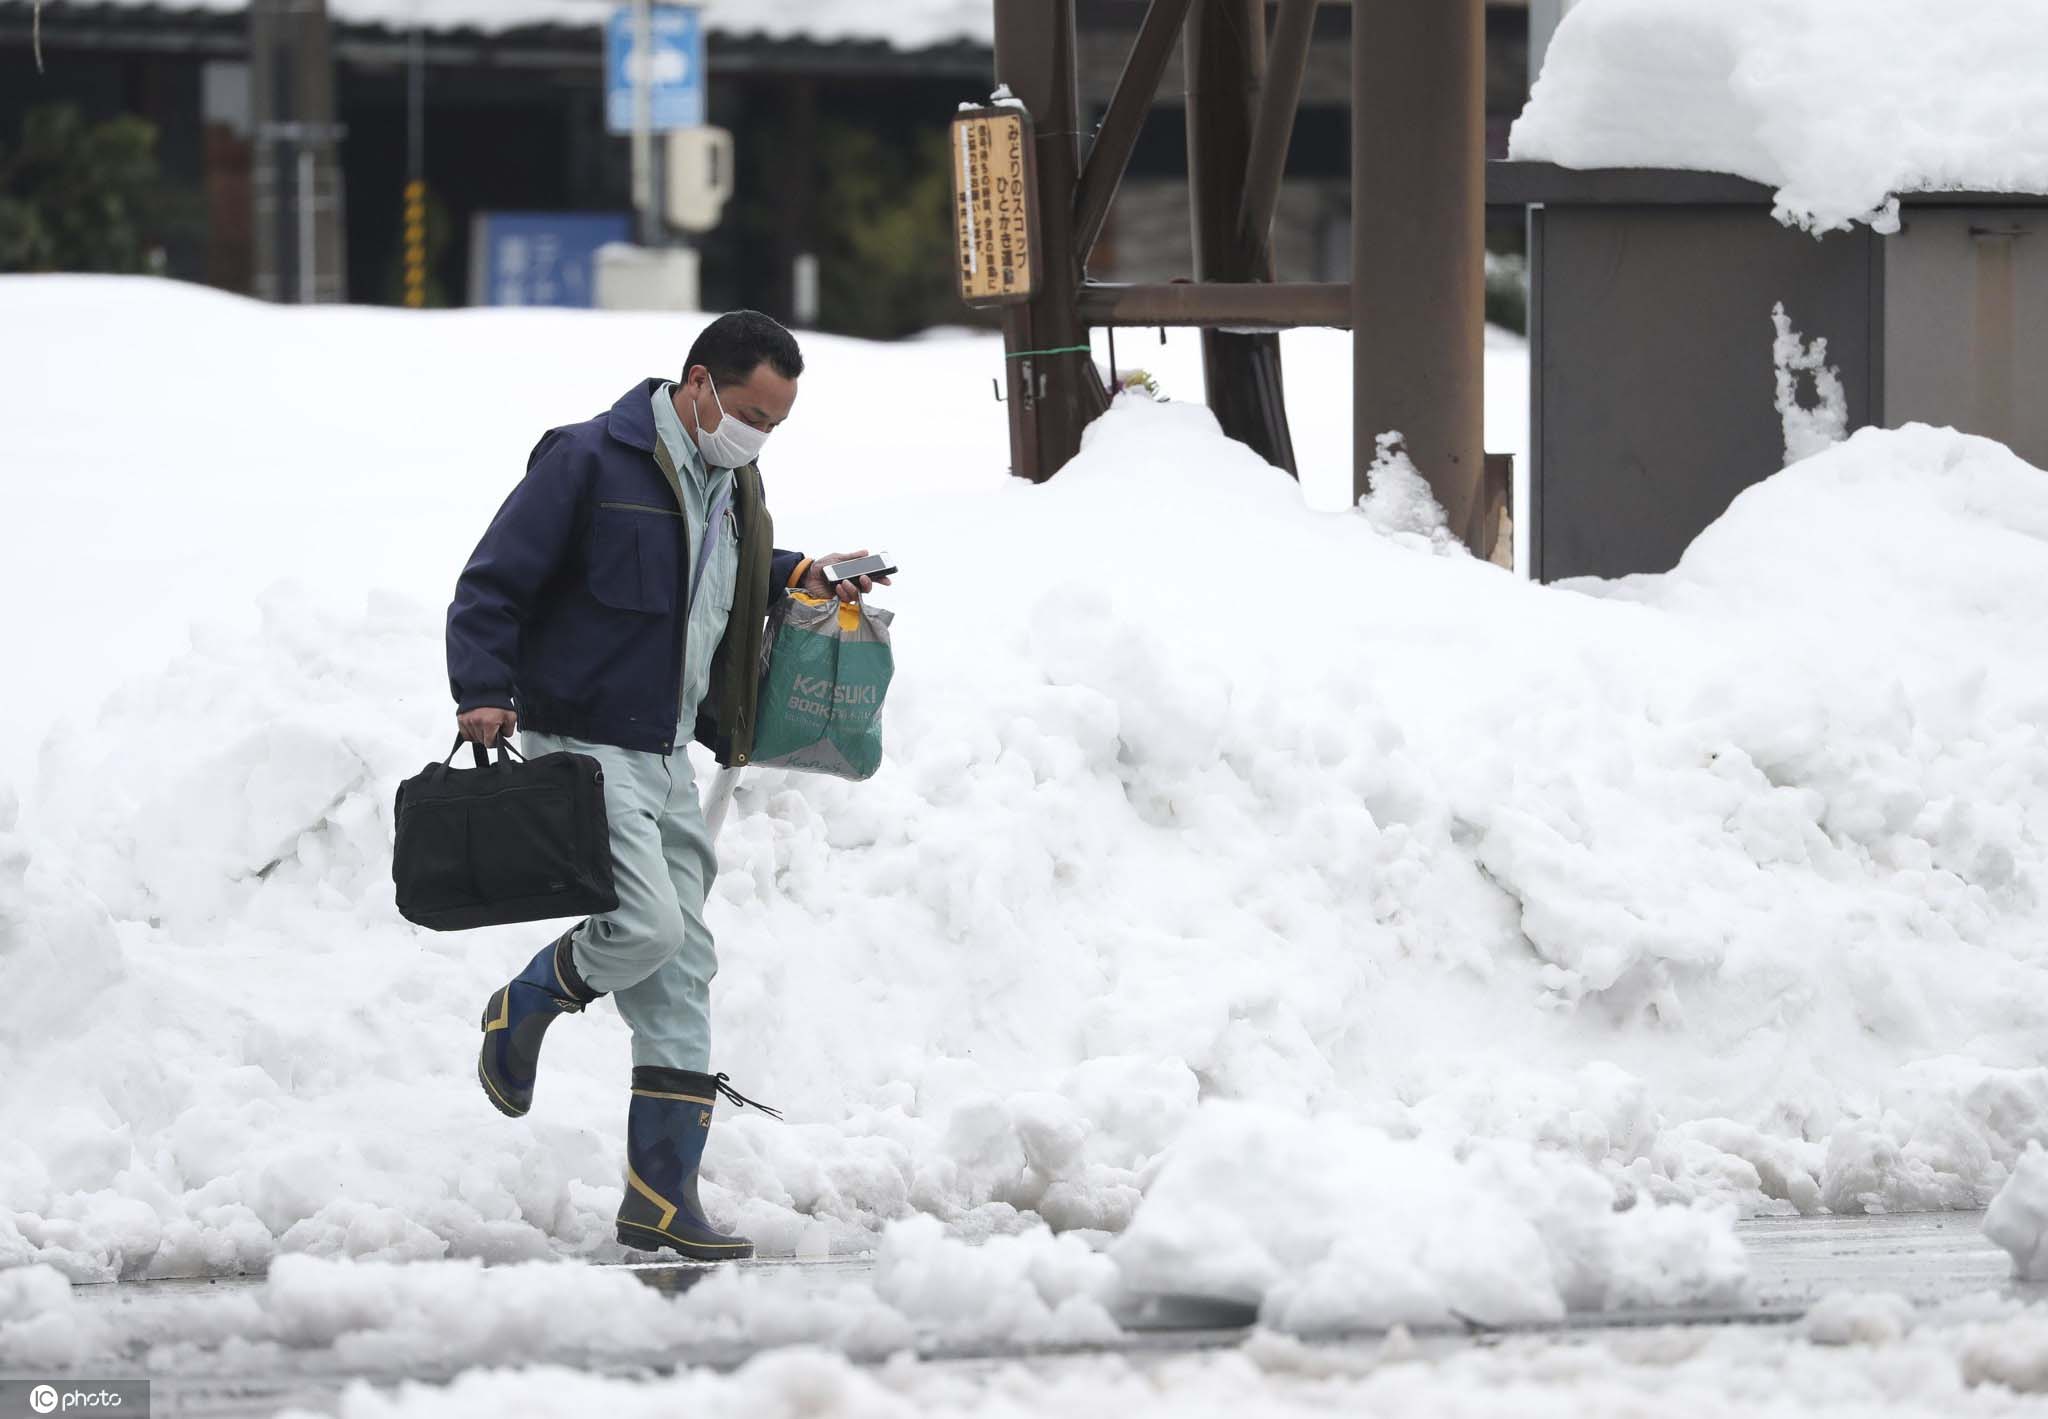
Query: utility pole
xmin=249 ymin=0 xmax=347 ymax=303
xmin=1185 ymin=0 xmax=1297 ymax=475
xmin=1353 ymin=0 xmax=1487 ymax=549
xmin=990 ymin=0 xmax=1106 ymax=481
xmin=631 ymin=0 xmax=658 ymax=246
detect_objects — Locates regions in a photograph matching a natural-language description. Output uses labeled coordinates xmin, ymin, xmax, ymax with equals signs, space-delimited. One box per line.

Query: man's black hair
xmin=683 ymin=309 xmax=804 ymax=388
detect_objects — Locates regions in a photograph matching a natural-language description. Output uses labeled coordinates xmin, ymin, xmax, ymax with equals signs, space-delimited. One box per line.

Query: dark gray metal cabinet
xmin=1492 ymin=163 xmax=2048 ymax=582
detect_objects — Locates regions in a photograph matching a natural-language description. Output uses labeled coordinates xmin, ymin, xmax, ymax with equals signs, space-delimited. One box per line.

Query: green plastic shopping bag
xmin=750 ymin=591 xmax=894 ymax=780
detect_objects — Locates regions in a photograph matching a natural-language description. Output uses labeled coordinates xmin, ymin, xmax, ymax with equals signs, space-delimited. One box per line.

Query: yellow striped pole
xmin=403 ymin=178 xmax=427 ymax=308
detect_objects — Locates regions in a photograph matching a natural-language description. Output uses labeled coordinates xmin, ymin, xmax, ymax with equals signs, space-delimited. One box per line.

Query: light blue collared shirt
xmin=651 ymin=383 xmax=740 ymax=740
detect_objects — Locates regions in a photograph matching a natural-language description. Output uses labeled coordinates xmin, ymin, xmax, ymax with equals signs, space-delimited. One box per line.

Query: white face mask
xmin=693 ymin=378 xmax=770 ymax=468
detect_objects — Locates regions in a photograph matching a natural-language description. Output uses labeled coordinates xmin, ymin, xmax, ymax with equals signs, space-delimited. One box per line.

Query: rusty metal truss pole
xmin=1185 ymin=0 xmax=1297 ymax=476
xmin=1074 ymin=0 xmax=1194 ymax=274
xmin=1238 ymin=0 xmax=1316 ymax=275
xmin=1353 ymin=0 xmax=1487 ymax=550
xmin=1079 ymin=281 xmax=1349 ymax=329
xmin=993 ymin=0 xmax=1107 ymax=482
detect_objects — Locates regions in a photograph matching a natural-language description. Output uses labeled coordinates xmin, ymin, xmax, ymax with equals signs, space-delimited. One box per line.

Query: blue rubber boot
xmin=615 ymin=1066 xmax=778 ymax=1261
xmin=478 ymin=924 xmax=604 ymax=1118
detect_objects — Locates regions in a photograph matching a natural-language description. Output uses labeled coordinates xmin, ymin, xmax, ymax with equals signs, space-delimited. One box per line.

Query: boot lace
xmin=713 ymin=1073 xmax=783 ymax=1121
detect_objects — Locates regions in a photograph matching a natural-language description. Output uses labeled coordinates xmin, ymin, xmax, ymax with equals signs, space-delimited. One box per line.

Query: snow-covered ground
xmin=4 ymin=277 xmax=2048 ymax=1400
xmin=274 ymin=1313 xmax=2048 ymax=1419
xmin=1512 ymin=0 xmax=2048 ymax=233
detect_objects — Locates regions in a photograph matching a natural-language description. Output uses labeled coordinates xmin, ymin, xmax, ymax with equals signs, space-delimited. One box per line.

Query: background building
xmin=1 ymin=0 xmax=1532 ymax=333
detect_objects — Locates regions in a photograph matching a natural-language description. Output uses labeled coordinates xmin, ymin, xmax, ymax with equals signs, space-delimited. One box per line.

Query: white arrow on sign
xmin=623 ymin=41 xmax=690 ymax=86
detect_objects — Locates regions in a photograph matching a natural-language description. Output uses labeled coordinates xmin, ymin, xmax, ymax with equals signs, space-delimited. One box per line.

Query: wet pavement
xmin=1741 ymin=1210 xmax=2042 ymax=1313
xmin=41 ymin=1210 xmax=2048 ymax=1417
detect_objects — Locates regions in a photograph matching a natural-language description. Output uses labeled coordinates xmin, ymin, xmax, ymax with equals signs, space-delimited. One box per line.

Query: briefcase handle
xmin=444 ymin=732 xmax=527 ymax=769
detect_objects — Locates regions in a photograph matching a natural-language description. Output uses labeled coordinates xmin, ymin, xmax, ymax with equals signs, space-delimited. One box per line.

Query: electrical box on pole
xmin=664 ymin=126 xmax=733 ymax=233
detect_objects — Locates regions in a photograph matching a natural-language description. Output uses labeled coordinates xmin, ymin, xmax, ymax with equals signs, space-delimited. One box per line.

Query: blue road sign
xmin=606 ymin=5 xmax=705 ymax=134
xmin=470 ymin=212 xmax=632 ymax=308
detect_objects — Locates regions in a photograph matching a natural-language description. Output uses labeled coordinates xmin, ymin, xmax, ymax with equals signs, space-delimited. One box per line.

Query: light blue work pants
xmin=519 ymin=726 xmax=717 ymax=1072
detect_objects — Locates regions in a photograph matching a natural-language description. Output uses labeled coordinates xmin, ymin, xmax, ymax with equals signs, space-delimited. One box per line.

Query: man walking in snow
xmin=444 ymin=311 xmax=885 ymax=1261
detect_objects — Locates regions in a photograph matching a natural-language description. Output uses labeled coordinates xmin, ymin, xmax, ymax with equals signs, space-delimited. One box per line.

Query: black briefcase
xmin=392 ymin=734 xmax=618 ymax=931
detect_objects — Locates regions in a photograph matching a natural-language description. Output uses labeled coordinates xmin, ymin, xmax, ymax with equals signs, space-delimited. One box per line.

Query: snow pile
xmin=1800 ymin=1290 xmax=1917 ymax=1347
xmin=0 ymin=1263 xmax=106 ymax=1369
xmin=1960 ymin=1309 xmax=2048 ymax=1394
xmin=1111 ymin=1106 xmax=1745 ymax=1332
xmin=875 ymin=1215 xmax=1120 ymax=1346
xmin=229 ymin=1250 xmax=919 ymax=1365
xmin=5 ymin=278 xmax=2048 ymax=1345
xmin=1511 ymin=0 xmax=2048 ymax=232
xmin=1984 ymin=1145 xmax=2048 ymax=1282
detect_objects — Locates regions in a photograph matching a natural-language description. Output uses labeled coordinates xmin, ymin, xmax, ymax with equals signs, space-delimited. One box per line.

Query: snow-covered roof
xmin=36 ymin=0 xmax=995 ymax=50
xmin=1509 ymin=0 xmax=2048 ymax=233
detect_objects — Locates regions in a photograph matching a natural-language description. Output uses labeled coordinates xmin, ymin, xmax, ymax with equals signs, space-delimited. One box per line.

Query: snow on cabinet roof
xmin=1508 ymin=0 xmax=2048 ymax=233
xmin=38 ymin=0 xmax=995 ymax=50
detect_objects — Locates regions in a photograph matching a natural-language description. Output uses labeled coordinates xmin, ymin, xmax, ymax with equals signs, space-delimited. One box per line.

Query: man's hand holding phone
xmin=801 ymin=549 xmax=896 ymax=604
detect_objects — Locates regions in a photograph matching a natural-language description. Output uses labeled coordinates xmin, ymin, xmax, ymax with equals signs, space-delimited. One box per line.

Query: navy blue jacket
xmin=447 ymin=380 xmax=805 ymax=755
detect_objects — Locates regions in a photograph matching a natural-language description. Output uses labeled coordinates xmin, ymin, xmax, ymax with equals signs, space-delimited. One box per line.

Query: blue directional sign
xmin=606 ymin=5 xmax=705 ymax=134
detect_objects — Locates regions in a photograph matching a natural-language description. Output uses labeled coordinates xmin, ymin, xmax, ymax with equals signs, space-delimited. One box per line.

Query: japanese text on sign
xmin=951 ymin=110 xmax=1035 ymax=305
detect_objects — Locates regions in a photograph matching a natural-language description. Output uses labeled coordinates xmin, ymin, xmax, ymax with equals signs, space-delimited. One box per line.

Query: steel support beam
xmin=1074 ymin=0 xmax=1193 ymax=274
xmin=1353 ymin=0 xmax=1487 ymax=550
xmin=1185 ymin=0 xmax=1297 ymax=475
xmin=1078 ymin=281 xmax=1350 ymax=329
xmin=993 ymin=0 xmax=1108 ymax=482
xmin=1237 ymin=0 xmax=1316 ymax=275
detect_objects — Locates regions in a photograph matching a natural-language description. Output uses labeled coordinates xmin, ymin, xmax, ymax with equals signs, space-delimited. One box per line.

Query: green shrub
xmin=0 ymin=104 xmax=179 ymax=274
xmin=816 ymin=124 xmax=995 ymax=340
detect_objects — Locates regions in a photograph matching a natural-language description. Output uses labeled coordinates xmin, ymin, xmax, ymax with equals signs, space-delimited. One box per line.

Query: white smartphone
xmin=820 ymin=552 xmax=897 ymax=583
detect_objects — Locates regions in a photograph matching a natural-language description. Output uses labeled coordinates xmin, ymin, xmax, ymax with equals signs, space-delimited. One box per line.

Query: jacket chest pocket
xmin=706 ymin=507 xmax=740 ymax=622
xmin=588 ymin=503 xmax=679 ymax=613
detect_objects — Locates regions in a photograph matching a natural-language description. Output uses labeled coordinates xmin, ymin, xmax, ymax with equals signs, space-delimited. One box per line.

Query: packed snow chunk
xmin=1110 ymin=1106 xmax=1745 ymax=1333
xmin=874 ymin=1214 xmax=1121 ymax=1345
xmin=1771 ymin=303 xmax=1847 ymax=465
xmin=0 ymin=785 xmax=126 ymax=1064
xmin=1800 ymin=1289 xmax=1917 ymax=1346
xmin=1511 ymin=0 xmax=2048 ymax=233
xmin=1985 ymin=1144 xmax=2048 ymax=1282
xmin=1959 ymin=1310 xmax=2048 ymax=1394
xmin=0 ymin=1264 xmax=106 ymax=1370
xmin=1356 ymin=432 xmax=1459 ymax=553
